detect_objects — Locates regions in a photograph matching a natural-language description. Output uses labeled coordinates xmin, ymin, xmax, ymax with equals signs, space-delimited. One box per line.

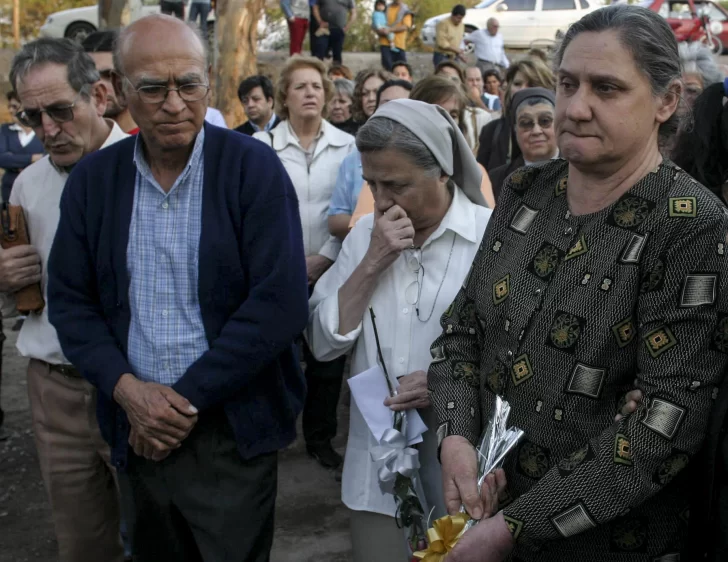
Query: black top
xmin=333 ymin=118 xmax=359 ymax=137
xmin=476 ymin=117 xmax=520 ymax=172
xmin=233 ymin=115 xmax=281 ymax=136
xmin=487 ymin=155 xmax=524 ymax=204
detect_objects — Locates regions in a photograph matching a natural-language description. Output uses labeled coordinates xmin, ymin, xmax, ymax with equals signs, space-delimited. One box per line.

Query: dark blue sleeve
xmin=172 ymin=148 xmax=309 ymax=411
xmin=0 ymin=127 xmax=34 ymax=170
xmin=48 ymin=162 xmax=135 ymax=401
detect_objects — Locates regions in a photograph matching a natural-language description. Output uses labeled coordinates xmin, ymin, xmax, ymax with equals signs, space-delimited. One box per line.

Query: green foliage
xmin=340 ymin=0 xmax=481 ymax=53
xmin=0 ymin=0 xmax=92 ymax=48
xmin=343 ymin=0 xmax=379 ymax=53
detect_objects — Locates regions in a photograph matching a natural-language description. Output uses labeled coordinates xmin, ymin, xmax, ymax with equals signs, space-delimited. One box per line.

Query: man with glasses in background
xmin=47 ymin=15 xmax=308 ymax=562
xmin=1 ymin=37 xmax=127 ymax=562
xmin=82 ymin=30 xmax=138 ymax=134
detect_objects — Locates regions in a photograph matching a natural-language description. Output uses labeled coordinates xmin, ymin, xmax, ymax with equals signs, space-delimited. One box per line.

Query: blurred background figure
xmin=433 ymin=4 xmax=466 ymax=68
xmin=327 ymin=71 xmax=401 ymax=241
xmin=483 ymin=68 xmax=504 ymax=107
xmin=159 ymin=0 xmax=184 ymax=19
xmin=375 ymin=0 xmax=413 ymax=71
xmin=465 ymin=17 xmax=509 ymax=75
xmin=391 ymin=61 xmax=413 ymax=82
xmin=329 ymin=78 xmax=357 ymax=135
xmin=281 ymin=0 xmax=310 ymax=55
xmin=0 ymin=91 xmax=44 ymax=204
xmin=476 ymin=58 xmax=556 ymax=171
xmin=678 ymin=42 xmax=723 ymax=108
xmin=409 ymin=75 xmax=495 ymax=205
xmin=466 ymin=66 xmax=501 ymax=112
xmin=312 ymin=0 xmax=357 ymax=65
xmin=82 ymin=31 xmax=138 ymax=134
xmin=234 ymin=75 xmax=280 ymax=135
xmin=487 ymin=88 xmax=558 ymax=202
xmin=351 ymin=69 xmax=391 ymax=130
xmin=673 ymin=81 xmax=728 ymax=201
xmin=188 ymin=0 xmax=211 ymax=39
xmin=435 ymin=60 xmax=466 ymax=84
xmin=328 ymin=63 xmax=353 ymax=81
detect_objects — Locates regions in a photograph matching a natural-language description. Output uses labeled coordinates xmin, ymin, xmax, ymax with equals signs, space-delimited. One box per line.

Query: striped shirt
xmin=126 ymin=129 xmax=209 ymax=386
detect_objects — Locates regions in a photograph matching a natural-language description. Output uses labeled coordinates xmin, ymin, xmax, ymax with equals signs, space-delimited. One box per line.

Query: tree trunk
xmin=12 ymin=0 xmax=20 ymax=49
xmin=213 ymin=0 xmax=266 ymax=127
xmin=98 ymin=0 xmax=133 ymax=29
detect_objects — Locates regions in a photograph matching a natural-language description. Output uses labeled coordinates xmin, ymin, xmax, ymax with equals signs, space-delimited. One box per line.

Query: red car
xmin=646 ymin=0 xmax=727 ymax=53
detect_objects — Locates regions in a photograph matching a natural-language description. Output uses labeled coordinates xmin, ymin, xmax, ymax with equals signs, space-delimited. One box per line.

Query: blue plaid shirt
xmin=126 ymin=129 xmax=209 ymax=386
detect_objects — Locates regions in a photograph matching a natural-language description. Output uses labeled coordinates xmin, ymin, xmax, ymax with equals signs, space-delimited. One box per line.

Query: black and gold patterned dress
xmin=428 ymin=159 xmax=728 ymax=560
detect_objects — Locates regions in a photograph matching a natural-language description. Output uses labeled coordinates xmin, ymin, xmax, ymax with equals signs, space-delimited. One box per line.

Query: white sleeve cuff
xmin=306 ymin=290 xmax=362 ymax=362
xmin=319 ymin=235 xmax=342 ymax=262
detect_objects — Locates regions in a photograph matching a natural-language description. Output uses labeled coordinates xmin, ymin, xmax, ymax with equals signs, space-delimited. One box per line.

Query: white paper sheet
xmin=348 ymin=365 xmax=428 ymax=446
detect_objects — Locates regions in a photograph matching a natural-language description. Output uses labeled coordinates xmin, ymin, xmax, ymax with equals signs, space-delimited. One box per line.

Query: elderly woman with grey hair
xmin=679 ymin=41 xmax=724 ymax=108
xmin=307 ymin=98 xmax=493 ymax=562
xmin=329 ymin=78 xmax=358 ymax=135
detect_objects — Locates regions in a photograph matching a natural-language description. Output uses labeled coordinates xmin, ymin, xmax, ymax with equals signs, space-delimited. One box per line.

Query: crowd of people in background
xmin=4 ymin=3 xmax=728 ymax=562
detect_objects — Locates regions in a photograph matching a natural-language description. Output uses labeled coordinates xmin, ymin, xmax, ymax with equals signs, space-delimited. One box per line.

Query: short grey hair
xmin=555 ymin=4 xmax=682 ymax=140
xmin=356 ymin=118 xmax=441 ymax=177
xmin=10 ymin=38 xmax=100 ymax=97
xmin=679 ymin=41 xmax=723 ymax=86
xmin=113 ymin=14 xmax=208 ymax=77
xmin=515 ymin=96 xmax=554 ymax=117
xmin=333 ymin=78 xmax=355 ymax=100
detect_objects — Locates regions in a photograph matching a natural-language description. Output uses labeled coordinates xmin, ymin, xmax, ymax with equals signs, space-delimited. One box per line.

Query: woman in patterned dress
xmin=432 ymin=5 xmax=728 ymax=562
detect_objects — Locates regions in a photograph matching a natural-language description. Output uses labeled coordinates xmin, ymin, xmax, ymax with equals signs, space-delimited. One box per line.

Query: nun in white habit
xmin=307 ymin=99 xmax=494 ymax=561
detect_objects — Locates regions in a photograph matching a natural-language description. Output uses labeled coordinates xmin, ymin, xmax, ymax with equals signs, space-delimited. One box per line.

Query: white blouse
xmin=255 ymin=120 xmax=355 ymax=261
xmin=307 ymin=186 xmax=492 ymax=517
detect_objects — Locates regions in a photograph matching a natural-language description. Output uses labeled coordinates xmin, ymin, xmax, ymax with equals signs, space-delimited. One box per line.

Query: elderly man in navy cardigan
xmin=47 ymin=15 xmax=308 ymax=562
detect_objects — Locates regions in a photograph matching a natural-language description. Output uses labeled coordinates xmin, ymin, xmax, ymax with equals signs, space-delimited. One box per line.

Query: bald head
xmin=114 ymin=14 xmax=210 ymax=157
xmin=113 ymin=14 xmax=207 ymax=76
xmin=487 ymin=17 xmax=500 ymax=35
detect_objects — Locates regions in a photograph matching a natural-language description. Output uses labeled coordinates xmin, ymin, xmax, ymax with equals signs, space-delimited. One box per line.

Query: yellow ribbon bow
xmin=413 ymin=513 xmax=470 ymax=562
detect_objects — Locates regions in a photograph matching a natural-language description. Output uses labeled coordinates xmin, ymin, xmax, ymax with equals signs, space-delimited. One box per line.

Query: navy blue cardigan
xmin=47 ymin=123 xmax=309 ymax=469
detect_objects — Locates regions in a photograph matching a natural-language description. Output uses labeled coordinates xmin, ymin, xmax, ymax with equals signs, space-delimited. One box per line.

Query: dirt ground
xmin=0 ymin=315 xmax=353 ymax=562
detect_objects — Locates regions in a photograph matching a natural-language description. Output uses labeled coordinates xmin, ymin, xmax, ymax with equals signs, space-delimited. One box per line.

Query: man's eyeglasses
xmin=124 ymin=78 xmax=210 ymax=104
xmin=98 ymin=69 xmax=115 ymax=80
xmin=517 ymin=115 xmax=554 ymax=132
xmin=17 ymin=89 xmax=87 ymax=128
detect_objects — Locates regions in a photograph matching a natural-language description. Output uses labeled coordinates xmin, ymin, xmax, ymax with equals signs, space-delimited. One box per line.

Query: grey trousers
xmin=350 ymin=510 xmax=410 ymax=562
xmin=119 ymin=410 xmax=278 ymax=562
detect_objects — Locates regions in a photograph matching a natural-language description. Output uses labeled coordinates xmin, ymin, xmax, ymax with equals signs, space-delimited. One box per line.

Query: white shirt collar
xmin=251 ymin=113 xmax=278 ymax=133
xmin=422 ymin=185 xmax=479 ymax=248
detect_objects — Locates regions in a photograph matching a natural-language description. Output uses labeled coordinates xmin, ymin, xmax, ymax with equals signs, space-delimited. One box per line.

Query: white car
xmin=421 ymin=0 xmax=600 ymax=49
xmin=39 ymin=0 xmax=215 ymax=43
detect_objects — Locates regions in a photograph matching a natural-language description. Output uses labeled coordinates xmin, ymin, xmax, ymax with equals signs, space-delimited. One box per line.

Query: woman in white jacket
xmin=255 ymin=55 xmax=355 ymax=470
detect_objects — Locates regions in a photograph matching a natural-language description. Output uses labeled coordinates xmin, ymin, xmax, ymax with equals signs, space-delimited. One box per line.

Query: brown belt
xmin=41 ymin=361 xmax=83 ymax=378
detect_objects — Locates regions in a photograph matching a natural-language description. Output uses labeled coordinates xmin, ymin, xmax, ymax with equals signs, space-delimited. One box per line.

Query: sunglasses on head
xmin=17 ymin=88 xmax=88 ymax=129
